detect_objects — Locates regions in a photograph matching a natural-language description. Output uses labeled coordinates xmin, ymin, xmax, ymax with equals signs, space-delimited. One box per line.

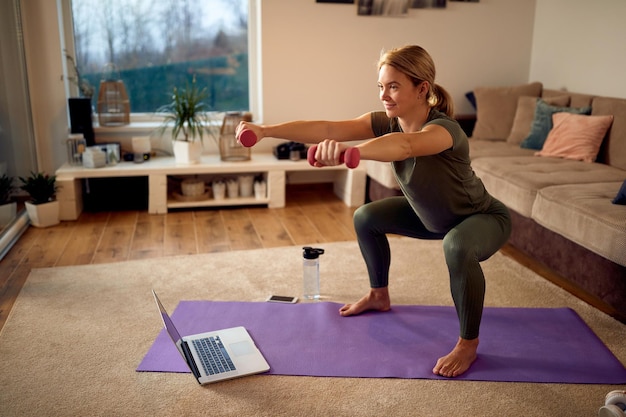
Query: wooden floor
xmin=0 ymin=183 xmax=618 ymax=332
xmin=0 ymin=184 xmax=359 ymax=331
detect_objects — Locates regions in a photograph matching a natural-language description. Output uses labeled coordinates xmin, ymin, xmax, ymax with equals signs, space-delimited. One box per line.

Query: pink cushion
xmin=535 ymin=113 xmax=614 ymax=162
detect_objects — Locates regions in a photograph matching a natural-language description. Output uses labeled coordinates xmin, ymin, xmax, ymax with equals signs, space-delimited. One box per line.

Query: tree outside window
xmin=71 ymin=0 xmax=249 ymax=113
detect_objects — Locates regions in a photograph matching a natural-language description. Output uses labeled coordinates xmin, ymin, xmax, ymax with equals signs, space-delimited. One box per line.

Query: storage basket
xmin=181 ymin=179 xmax=205 ymax=197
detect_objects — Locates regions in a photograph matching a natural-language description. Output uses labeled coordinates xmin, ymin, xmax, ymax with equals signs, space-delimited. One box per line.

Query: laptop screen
xmin=152 ymin=290 xmax=182 ymax=344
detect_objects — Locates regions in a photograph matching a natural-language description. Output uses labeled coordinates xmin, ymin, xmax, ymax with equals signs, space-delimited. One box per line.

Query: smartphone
xmin=266 ymin=295 xmax=298 ymax=304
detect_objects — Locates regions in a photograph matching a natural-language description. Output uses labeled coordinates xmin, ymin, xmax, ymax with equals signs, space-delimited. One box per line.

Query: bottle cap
xmin=302 ymin=247 xmax=324 ymax=259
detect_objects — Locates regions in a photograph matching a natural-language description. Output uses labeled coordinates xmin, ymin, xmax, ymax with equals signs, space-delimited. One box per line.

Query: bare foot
xmin=432 ymin=337 xmax=479 ymax=378
xmin=339 ymin=287 xmax=391 ymax=316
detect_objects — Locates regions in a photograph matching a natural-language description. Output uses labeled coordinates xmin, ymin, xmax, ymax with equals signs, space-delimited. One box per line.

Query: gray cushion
xmin=469 ymin=139 xmax=535 ymax=160
xmin=472 ymin=156 xmax=626 ymax=216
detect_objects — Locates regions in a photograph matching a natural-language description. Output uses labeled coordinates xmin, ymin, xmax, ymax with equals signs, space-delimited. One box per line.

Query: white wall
xmin=17 ymin=0 xmax=626 ymax=172
xmin=260 ymin=0 xmax=537 ymax=123
xmin=529 ymin=0 xmax=626 ymax=99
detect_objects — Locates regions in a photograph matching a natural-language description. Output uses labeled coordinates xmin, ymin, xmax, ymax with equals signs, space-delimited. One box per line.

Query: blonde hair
xmin=378 ymin=45 xmax=454 ymax=117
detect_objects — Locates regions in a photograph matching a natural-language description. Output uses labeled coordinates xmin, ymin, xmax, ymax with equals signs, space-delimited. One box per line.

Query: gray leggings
xmin=353 ymin=196 xmax=511 ymax=340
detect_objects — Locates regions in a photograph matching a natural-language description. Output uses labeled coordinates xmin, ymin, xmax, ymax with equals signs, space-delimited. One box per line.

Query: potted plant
xmin=0 ymin=173 xmax=16 ymax=227
xmin=157 ymin=76 xmax=217 ymax=164
xmin=19 ymin=171 xmax=60 ymax=228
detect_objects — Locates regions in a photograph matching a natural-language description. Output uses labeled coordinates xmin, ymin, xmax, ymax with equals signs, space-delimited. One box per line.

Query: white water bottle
xmin=303 ymin=247 xmax=324 ymax=300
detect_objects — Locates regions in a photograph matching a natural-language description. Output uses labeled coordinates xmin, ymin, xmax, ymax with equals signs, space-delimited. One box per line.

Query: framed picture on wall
xmin=410 ymin=0 xmax=446 ymax=7
xmin=358 ymin=0 xmax=410 ymax=16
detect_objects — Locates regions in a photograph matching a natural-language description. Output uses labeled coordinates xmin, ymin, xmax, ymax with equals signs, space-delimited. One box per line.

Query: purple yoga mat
xmin=137 ymin=301 xmax=626 ymax=384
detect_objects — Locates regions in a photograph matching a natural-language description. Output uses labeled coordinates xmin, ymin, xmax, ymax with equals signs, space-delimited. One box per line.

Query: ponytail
xmin=431 ymin=83 xmax=454 ymax=118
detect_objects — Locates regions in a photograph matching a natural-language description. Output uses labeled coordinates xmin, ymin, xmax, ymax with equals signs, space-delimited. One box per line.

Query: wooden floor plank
xmin=326 ymin=201 xmax=357 ymax=238
xmin=76 ymin=211 xmax=110 ymax=224
xmin=23 ymin=227 xmax=72 ymax=268
xmin=164 ymin=222 xmax=198 ymax=256
xmin=274 ymin=206 xmax=325 ymax=245
xmin=56 ymin=222 xmax=105 ymax=266
xmin=0 ymin=227 xmax=36 ymax=269
xmin=129 ymin=219 xmax=165 ymax=260
xmin=221 ymin=209 xmax=263 ymax=251
xmin=91 ymin=225 xmax=134 ymax=264
xmin=106 ymin=211 xmax=139 ymax=226
xmin=194 ymin=210 xmax=231 ymax=253
xmin=163 ymin=210 xmax=198 ymax=256
xmin=165 ymin=210 xmax=195 ymax=226
xmin=0 ymin=265 xmax=31 ymax=331
xmin=248 ymin=208 xmax=294 ymax=248
xmin=298 ymin=204 xmax=355 ymax=243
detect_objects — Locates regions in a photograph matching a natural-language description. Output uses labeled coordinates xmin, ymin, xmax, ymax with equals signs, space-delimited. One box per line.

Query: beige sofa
xmin=365 ymin=82 xmax=626 ymax=321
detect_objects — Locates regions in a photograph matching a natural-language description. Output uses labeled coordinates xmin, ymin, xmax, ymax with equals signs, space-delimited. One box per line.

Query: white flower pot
xmin=0 ymin=202 xmax=17 ymax=227
xmin=25 ymin=200 xmax=60 ymax=228
xmin=173 ymin=140 xmax=203 ymax=165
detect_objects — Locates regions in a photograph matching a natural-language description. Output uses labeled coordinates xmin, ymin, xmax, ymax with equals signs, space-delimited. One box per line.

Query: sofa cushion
xmin=469 ymin=139 xmax=535 ymax=160
xmin=471 ymin=82 xmax=542 ymax=141
xmin=472 ymin=156 xmax=626 ymax=216
xmin=542 ymin=89 xmax=595 ymax=108
xmin=507 ymin=95 xmax=570 ymax=145
xmin=520 ymin=100 xmax=592 ymax=150
xmin=532 ymin=182 xmax=626 ymax=266
xmin=535 ymin=113 xmax=614 ymax=162
xmin=591 ymin=96 xmax=626 ymax=170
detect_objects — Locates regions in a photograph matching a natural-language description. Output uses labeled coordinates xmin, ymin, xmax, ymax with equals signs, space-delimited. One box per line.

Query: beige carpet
xmin=0 ymin=237 xmax=624 ymax=417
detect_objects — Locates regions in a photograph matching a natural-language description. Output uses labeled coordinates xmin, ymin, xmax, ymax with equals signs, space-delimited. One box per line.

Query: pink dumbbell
xmin=307 ymin=145 xmax=360 ymax=169
xmin=237 ymin=129 xmax=258 ymax=147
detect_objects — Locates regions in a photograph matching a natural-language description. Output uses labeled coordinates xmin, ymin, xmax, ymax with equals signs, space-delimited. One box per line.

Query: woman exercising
xmin=236 ymin=45 xmax=511 ymax=377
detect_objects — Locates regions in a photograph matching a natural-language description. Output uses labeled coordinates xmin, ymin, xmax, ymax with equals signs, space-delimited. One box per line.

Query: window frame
xmin=60 ymin=0 xmax=261 ymax=128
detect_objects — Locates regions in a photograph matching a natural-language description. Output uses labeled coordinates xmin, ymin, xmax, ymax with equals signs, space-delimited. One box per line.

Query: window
xmin=69 ymin=0 xmax=250 ymax=115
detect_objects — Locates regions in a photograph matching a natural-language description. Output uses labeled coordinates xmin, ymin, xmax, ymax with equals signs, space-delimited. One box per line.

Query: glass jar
xmin=219 ymin=111 xmax=253 ymax=161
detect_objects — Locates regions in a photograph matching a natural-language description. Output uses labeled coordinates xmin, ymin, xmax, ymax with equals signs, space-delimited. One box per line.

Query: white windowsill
xmin=94 ymin=121 xmax=162 ymax=136
xmin=92 ymin=112 xmax=257 ymax=136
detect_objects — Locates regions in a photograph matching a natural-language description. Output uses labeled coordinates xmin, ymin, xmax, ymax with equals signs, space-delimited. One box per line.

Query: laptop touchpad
xmin=229 ymin=341 xmax=255 ymax=356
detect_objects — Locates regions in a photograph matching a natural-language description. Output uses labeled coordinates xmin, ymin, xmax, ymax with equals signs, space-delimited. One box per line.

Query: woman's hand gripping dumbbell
xmin=237 ymin=128 xmax=360 ymax=169
xmin=236 ymin=128 xmax=259 ymax=147
xmin=307 ymin=144 xmax=360 ymax=169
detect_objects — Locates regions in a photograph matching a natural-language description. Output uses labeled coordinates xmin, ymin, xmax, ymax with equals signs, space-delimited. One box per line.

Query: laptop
xmin=152 ymin=290 xmax=270 ymax=385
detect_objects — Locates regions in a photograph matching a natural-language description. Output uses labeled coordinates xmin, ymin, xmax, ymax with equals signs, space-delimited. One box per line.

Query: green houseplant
xmin=19 ymin=171 xmax=58 ymax=204
xmin=157 ymin=76 xmax=217 ymax=164
xmin=0 ymin=173 xmax=17 ymax=228
xmin=19 ymin=171 xmax=60 ymax=228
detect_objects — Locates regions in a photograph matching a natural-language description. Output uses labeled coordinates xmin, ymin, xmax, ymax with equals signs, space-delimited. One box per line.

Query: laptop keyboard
xmin=192 ymin=336 xmax=237 ymax=376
